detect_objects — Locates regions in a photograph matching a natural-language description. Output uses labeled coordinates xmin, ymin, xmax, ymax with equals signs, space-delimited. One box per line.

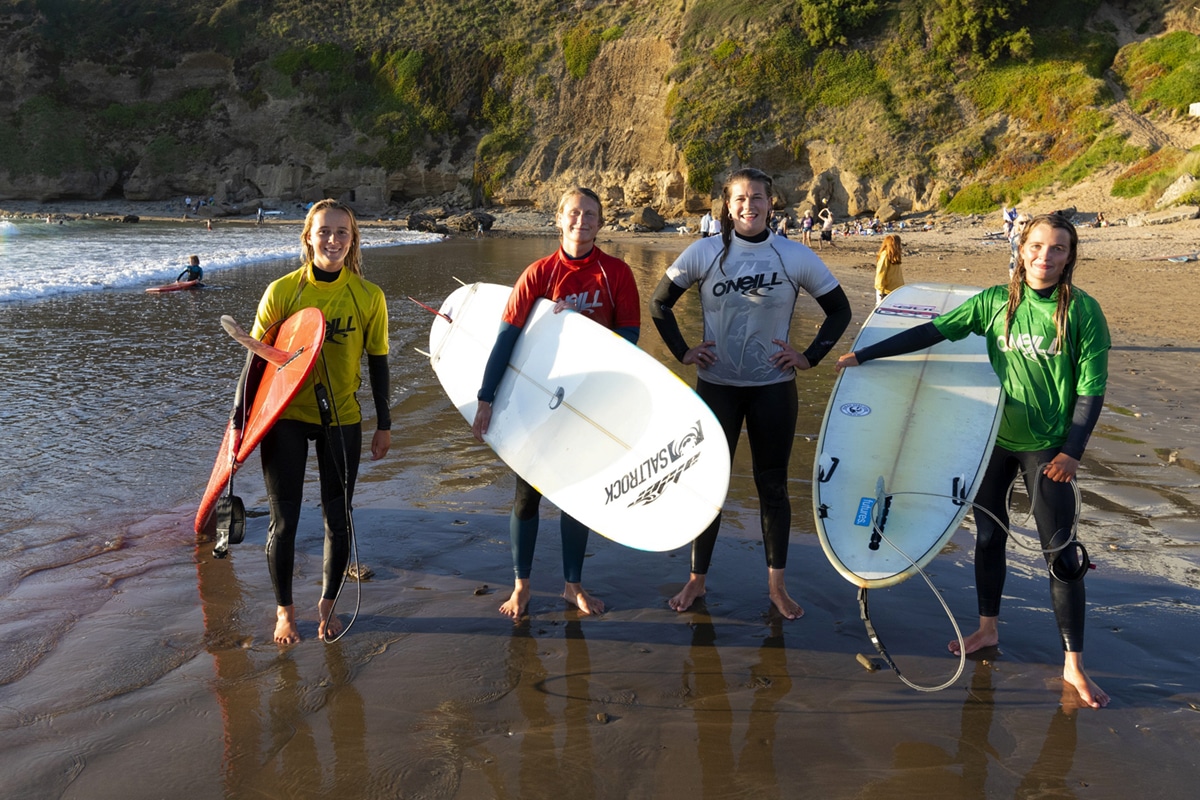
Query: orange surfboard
xmin=194 ymin=307 xmax=326 ymax=534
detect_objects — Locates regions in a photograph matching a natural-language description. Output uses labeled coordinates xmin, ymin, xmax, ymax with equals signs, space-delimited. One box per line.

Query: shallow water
xmin=0 ymin=231 xmax=1197 ymax=799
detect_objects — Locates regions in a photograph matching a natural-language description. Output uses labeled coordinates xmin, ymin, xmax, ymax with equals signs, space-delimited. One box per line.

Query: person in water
xmin=649 ymin=167 xmax=852 ymax=619
xmin=472 ymin=187 xmax=641 ymax=620
xmin=835 ymin=213 xmax=1110 ymax=709
xmin=250 ymin=199 xmax=392 ymax=644
xmin=177 ymin=255 xmax=203 ymax=283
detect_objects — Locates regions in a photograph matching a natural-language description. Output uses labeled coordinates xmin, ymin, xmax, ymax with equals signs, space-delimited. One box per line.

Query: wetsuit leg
xmin=743 ymin=379 xmax=797 ymax=569
xmin=511 ymin=476 xmax=542 ymax=580
xmin=691 ymin=379 xmax=747 ymax=574
xmin=315 ymin=422 xmax=362 ymax=601
xmin=972 ymin=446 xmax=1022 ymax=618
xmin=261 ymin=419 xmax=312 ymax=607
xmin=1019 ymin=448 xmax=1087 ymax=652
xmin=560 ymin=513 xmax=589 ymax=583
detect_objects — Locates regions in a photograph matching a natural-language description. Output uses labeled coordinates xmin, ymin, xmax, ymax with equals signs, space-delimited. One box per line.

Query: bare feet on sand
xmin=767 ymin=568 xmax=804 ymax=620
xmin=1064 ymin=651 xmax=1110 ymax=709
xmin=948 ymin=616 xmax=1000 ymax=655
xmin=669 ymin=574 xmax=707 ymax=612
xmin=274 ymin=605 xmax=300 ymax=645
xmin=499 ymin=579 xmax=532 ymax=620
xmin=318 ymin=598 xmax=343 ymax=641
xmin=563 ymin=582 xmax=605 ymax=615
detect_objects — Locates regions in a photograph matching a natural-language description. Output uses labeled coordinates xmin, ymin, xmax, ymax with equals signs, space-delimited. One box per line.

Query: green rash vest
xmin=931 ymin=284 xmax=1110 ymax=452
xmin=250 ymin=263 xmax=389 ymax=427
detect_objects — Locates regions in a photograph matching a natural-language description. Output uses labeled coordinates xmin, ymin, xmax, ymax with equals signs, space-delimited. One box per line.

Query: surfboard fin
xmin=220 ymin=316 xmax=297 ymax=367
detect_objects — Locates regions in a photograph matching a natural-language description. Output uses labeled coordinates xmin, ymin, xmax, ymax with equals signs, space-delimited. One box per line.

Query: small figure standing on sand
xmin=251 ymin=199 xmax=392 ymax=645
xmin=176 ymin=254 xmax=203 ymax=284
xmin=818 ymin=206 xmax=835 ymax=249
xmin=472 ymin=187 xmax=641 ymax=620
xmin=835 ymin=213 xmax=1111 ymax=709
xmin=700 ymin=211 xmax=714 ymax=238
xmin=649 ymin=167 xmax=852 ymax=619
xmin=874 ymin=234 xmax=904 ymax=303
xmin=800 ymin=209 xmax=815 ymax=247
xmin=1009 ymin=213 xmax=1029 ymax=274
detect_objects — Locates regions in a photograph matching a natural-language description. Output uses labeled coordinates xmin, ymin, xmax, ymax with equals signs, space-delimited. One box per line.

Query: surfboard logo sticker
xmin=854 ymin=497 xmax=877 ymax=526
xmin=840 ymin=402 xmax=871 ymax=417
xmin=602 ymin=420 xmax=708 ymax=508
xmin=876 ymin=303 xmax=939 ymax=319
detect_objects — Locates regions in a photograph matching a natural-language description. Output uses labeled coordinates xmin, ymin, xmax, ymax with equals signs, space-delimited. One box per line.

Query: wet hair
xmin=556 ymin=187 xmax=604 ymax=220
xmin=301 ymin=199 xmax=362 ymax=276
xmin=1007 ymin=213 xmax=1078 ymax=343
xmin=718 ymin=167 xmax=773 ymax=268
xmin=189 ymin=254 xmax=200 ymax=266
xmin=878 ymin=234 xmax=901 ymax=265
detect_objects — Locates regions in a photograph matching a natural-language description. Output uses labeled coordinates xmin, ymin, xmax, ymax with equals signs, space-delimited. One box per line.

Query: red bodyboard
xmin=194 ymin=307 xmax=326 ymax=534
xmin=146 ymin=279 xmax=201 ymax=293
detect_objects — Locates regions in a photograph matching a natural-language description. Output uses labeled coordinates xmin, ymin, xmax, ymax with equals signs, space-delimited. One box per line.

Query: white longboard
xmin=429 ymin=282 xmax=730 ymax=552
xmin=813 ymin=283 xmax=1004 ymax=588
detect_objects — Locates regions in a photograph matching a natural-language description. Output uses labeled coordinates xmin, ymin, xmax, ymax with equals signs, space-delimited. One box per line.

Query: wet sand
xmin=0 ymin=226 xmax=1198 ymax=799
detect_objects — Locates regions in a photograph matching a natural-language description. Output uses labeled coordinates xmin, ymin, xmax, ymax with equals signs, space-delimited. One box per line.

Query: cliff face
xmin=0 ymin=2 xmax=1196 ymax=220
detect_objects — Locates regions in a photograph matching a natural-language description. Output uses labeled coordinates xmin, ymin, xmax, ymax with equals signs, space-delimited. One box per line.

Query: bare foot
xmin=563 ymin=582 xmax=605 ymax=615
xmin=499 ymin=579 xmax=531 ymax=620
xmin=669 ymin=574 xmax=707 ymax=612
xmin=274 ymin=605 xmax=300 ymax=645
xmin=948 ymin=616 xmax=1000 ymax=655
xmin=1064 ymin=652 xmax=1109 ymax=709
xmin=318 ymin=598 xmax=343 ymax=641
xmin=767 ymin=568 xmax=804 ymax=620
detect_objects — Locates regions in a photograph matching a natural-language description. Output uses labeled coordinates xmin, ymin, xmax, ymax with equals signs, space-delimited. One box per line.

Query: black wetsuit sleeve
xmin=477 ymin=323 xmax=522 ymax=403
xmin=367 ymin=353 xmax=391 ymax=430
xmin=649 ymin=275 xmax=691 ymax=362
xmin=1061 ymin=394 xmax=1103 ymax=460
xmin=614 ymin=326 xmax=640 ymax=345
xmin=802 ymin=286 xmax=852 ymax=366
xmin=853 ymin=322 xmax=947 ymax=363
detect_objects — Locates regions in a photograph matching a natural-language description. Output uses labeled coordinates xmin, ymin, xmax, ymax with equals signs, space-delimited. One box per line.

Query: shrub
xmin=563 ymin=24 xmax=602 ymax=80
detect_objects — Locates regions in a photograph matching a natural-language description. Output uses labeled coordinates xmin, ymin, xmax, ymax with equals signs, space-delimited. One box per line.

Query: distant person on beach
xmin=256 ymin=207 xmax=265 ymax=225
xmin=649 ymin=167 xmax=852 ymax=620
xmin=874 ymin=234 xmax=904 ymax=303
xmin=700 ymin=211 xmax=714 ymax=238
xmin=1002 ymin=203 xmax=1018 ymax=238
xmin=800 ymin=209 xmax=815 ymax=247
xmin=818 ymin=207 xmax=835 ymax=249
xmin=472 ymin=187 xmax=640 ymax=621
xmin=176 ymin=254 xmax=203 ymax=284
xmin=251 ymin=199 xmax=392 ymax=645
xmin=835 ymin=213 xmax=1111 ymax=709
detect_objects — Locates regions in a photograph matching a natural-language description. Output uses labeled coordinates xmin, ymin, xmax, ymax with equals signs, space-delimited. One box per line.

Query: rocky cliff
xmin=0 ymin=1 xmax=1197 ymax=222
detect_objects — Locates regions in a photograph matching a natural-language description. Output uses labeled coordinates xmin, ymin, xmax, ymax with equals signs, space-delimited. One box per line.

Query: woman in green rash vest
xmin=472 ymin=187 xmax=641 ymax=621
xmin=835 ymin=213 xmax=1111 ymax=709
xmin=251 ymin=199 xmax=392 ymax=645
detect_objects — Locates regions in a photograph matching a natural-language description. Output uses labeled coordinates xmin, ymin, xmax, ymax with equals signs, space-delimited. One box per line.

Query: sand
xmin=1 ymin=200 xmax=1198 ymax=799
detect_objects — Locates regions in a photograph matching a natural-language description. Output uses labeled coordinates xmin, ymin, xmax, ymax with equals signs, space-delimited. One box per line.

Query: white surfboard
xmin=813 ymin=283 xmax=1004 ymax=588
xmin=428 ymin=282 xmax=730 ymax=552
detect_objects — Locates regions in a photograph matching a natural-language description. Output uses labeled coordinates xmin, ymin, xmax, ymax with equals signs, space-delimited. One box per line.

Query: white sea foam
xmin=0 ymin=218 xmax=442 ymax=302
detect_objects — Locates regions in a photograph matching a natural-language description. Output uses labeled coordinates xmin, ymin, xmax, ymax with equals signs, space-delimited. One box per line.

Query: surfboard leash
xmin=860 ymin=470 xmax=1088 ymax=691
xmin=312 ymin=353 xmax=363 ymax=645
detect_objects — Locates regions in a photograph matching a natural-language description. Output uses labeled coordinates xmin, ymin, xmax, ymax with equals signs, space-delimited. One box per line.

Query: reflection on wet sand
xmin=196 ymin=542 xmax=369 ymax=796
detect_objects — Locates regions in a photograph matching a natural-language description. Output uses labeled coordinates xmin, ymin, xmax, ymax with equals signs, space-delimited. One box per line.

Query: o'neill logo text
xmin=604 ymin=421 xmax=707 ymax=508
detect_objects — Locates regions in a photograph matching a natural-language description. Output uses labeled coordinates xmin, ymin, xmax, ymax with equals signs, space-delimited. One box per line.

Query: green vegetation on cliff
xmin=0 ymin=0 xmax=1196 ymax=211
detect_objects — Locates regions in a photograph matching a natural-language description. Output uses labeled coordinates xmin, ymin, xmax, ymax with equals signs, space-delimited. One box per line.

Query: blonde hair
xmin=1006 ymin=213 xmax=1078 ymax=343
xmin=556 ymin=187 xmax=604 ymax=219
xmin=301 ymin=199 xmax=363 ymax=276
xmin=877 ymin=234 xmax=901 ymax=265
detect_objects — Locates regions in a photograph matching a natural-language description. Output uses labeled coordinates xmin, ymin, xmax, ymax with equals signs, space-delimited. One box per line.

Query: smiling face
xmin=726 ymin=177 xmax=772 ymax=237
xmin=1020 ymin=221 xmax=1073 ymax=290
xmin=556 ymin=191 xmax=602 ymax=255
xmin=305 ymin=207 xmax=354 ymax=273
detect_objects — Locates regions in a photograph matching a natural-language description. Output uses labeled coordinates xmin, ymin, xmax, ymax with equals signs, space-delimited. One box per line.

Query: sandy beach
xmin=0 ymin=200 xmax=1198 ymax=799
